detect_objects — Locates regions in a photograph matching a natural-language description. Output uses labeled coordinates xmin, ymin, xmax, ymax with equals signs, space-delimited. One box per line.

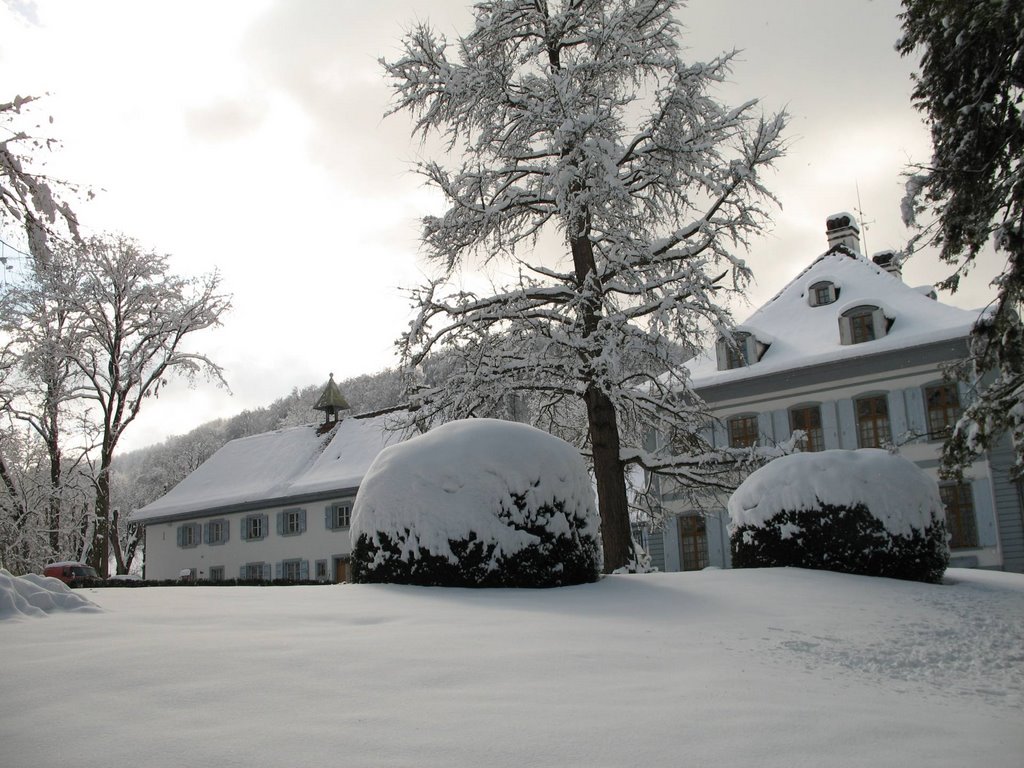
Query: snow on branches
xmin=384 ymin=0 xmax=786 ymax=569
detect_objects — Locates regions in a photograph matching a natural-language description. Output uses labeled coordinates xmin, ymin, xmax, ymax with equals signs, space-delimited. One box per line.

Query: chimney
xmin=825 ymin=212 xmax=861 ymax=252
xmin=871 ymin=250 xmax=903 ymax=280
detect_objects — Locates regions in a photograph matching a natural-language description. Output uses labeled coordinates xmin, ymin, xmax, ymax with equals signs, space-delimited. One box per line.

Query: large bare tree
xmin=383 ymin=0 xmax=786 ymax=571
xmin=68 ymin=235 xmax=230 ymax=576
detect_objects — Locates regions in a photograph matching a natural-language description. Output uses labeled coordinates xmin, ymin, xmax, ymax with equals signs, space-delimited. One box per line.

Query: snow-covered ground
xmin=2 ymin=567 xmax=1021 ymax=767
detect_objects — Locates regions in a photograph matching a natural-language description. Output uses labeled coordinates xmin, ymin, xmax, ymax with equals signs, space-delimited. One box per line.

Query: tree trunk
xmin=90 ymin=447 xmax=113 ymax=578
xmin=585 ymin=385 xmax=634 ymax=572
xmin=570 ymin=226 xmax=633 ymax=572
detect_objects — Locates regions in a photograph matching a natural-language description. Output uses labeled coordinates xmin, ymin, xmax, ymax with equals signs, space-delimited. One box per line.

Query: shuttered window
xmin=177 ymin=523 xmax=201 ymax=548
xmin=925 ymin=384 xmax=961 ymax=439
xmin=241 ymin=514 xmax=268 ymax=541
xmin=326 ymin=501 xmax=353 ymax=530
xmin=277 ymin=508 xmax=307 ymax=536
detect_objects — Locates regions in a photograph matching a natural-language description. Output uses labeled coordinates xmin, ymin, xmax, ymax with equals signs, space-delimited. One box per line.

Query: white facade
xmin=650 ymin=215 xmax=1024 ymax=574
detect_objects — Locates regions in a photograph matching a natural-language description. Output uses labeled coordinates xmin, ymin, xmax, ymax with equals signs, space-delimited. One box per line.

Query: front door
xmin=334 ymin=557 xmax=349 ymax=583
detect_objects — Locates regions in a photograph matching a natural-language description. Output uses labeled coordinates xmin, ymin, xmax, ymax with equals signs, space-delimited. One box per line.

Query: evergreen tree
xmin=898 ymin=0 xmax=1024 ymax=477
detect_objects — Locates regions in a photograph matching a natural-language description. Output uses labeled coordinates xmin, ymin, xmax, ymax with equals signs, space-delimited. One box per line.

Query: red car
xmin=43 ymin=562 xmax=101 ymax=586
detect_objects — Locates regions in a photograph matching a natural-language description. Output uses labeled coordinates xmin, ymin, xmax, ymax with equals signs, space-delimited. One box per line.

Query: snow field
xmin=1 ymin=567 xmax=1021 ymax=767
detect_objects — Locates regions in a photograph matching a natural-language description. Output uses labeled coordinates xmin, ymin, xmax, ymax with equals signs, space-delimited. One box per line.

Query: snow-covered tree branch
xmin=384 ymin=0 xmax=786 ymax=571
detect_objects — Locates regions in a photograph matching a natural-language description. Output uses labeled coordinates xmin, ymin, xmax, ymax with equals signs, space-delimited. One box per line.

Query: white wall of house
xmin=656 ymin=361 xmax=1005 ymax=572
xmin=143 ymin=494 xmax=357 ymax=582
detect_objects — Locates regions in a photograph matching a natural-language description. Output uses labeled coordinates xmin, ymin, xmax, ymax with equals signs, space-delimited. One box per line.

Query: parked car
xmin=43 ymin=562 xmax=101 ymax=586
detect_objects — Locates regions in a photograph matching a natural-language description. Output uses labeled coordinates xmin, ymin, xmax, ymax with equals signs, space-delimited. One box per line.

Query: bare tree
xmin=67 ymin=234 xmax=230 ymax=576
xmin=383 ymin=0 xmax=785 ymax=571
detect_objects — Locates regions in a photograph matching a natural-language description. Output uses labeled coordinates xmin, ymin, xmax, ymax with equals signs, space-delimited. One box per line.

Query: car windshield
xmin=71 ymin=566 xmax=99 ymax=578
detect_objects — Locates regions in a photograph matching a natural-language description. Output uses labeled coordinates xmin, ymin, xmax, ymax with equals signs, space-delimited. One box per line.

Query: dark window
xmin=279 ymin=508 xmax=306 ymax=536
xmin=208 ymin=566 xmax=225 ymax=582
xmin=790 ymin=405 xmax=824 ymax=452
xmin=809 ymin=281 xmax=837 ymax=306
xmin=205 ymin=519 xmax=228 ymax=545
xmin=856 ymin=395 xmax=891 ymax=448
xmin=940 ymin=483 xmax=978 ymax=549
xmin=849 ymin=311 xmax=876 ymax=343
xmin=925 ymin=384 xmax=961 ymax=439
xmin=728 ymin=415 xmax=759 ymax=448
xmin=241 ymin=562 xmax=267 ymax=581
xmin=326 ymin=502 xmax=353 ymax=530
xmin=725 ymin=335 xmax=749 ymax=370
xmin=282 ymin=559 xmax=303 ymax=581
xmin=678 ymin=514 xmax=709 ymax=571
xmin=177 ymin=523 xmax=200 ymax=548
xmin=244 ymin=515 xmax=265 ymax=541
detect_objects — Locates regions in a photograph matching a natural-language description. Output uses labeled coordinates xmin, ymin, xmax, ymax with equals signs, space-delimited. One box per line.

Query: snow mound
xmin=728 ymin=449 xmax=944 ymax=537
xmin=728 ymin=450 xmax=949 ymax=583
xmin=0 ymin=570 xmax=101 ymax=620
xmin=351 ymin=418 xmax=601 ymax=587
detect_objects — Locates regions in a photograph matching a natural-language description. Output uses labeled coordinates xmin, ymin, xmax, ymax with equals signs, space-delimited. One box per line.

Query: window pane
xmin=790 ymin=405 xmax=824 ymax=452
xmin=728 ymin=415 xmax=759 ymax=448
xmin=940 ymin=484 xmax=978 ymax=549
xmin=850 ymin=312 xmax=876 ymax=343
xmin=925 ymin=384 xmax=961 ymax=438
xmin=856 ymin=396 xmax=891 ymax=448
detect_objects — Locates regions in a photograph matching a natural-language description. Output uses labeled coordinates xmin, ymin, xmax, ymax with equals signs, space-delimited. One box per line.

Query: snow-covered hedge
xmin=728 ymin=450 xmax=949 ymax=583
xmin=350 ymin=419 xmax=601 ymax=587
xmin=0 ymin=570 xmax=100 ymax=620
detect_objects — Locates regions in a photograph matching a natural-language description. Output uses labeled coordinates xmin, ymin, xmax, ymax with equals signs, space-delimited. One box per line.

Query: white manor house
xmin=645 ymin=213 xmax=1024 ymax=575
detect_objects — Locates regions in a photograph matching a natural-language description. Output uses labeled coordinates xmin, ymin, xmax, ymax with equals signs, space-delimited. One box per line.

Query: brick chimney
xmin=825 ymin=212 xmax=861 ymax=252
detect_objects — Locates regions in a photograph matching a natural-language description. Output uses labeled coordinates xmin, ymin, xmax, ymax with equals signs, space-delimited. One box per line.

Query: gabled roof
xmin=687 ymin=245 xmax=981 ymax=389
xmin=131 ymin=414 xmax=402 ymax=523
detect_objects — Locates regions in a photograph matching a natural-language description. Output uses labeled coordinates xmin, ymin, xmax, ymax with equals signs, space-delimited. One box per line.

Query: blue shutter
xmin=240 ymin=517 xmax=249 ymax=541
xmin=712 ymin=420 xmax=728 ymax=450
xmin=299 ymin=508 xmax=307 ymax=534
xmin=223 ymin=520 xmax=230 ymax=544
xmin=972 ymin=478 xmax=998 ymax=547
xmin=262 ymin=563 xmax=271 ymax=581
xmin=904 ymin=387 xmax=927 ymax=440
xmin=888 ymin=391 xmax=908 ymax=445
xmin=260 ymin=513 xmax=269 ymax=539
xmin=820 ymin=401 xmax=839 ymax=450
xmin=275 ymin=561 xmax=282 ymax=580
xmin=203 ymin=522 xmax=210 ymax=545
xmin=239 ymin=564 xmax=247 ymax=579
xmin=836 ymin=399 xmax=857 ymax=449
xmin=300 ymin=560 xmax=309 ymax=580
xmin=276 ymin=512 xmax=284 ymax=536
xmin=771 ymin=410 xmax=789 ymax=445
xmin=325 ymin=506 xmax=333 ymax=530
xmin=176 ymin=526 xmax=184 ymax=547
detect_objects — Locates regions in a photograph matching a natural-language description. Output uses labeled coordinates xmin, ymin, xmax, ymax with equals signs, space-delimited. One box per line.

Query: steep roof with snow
xmin=131 ymin=414 xmax=402 ymax=523
xmin=687 ymin=244 xmax=981 ymax=389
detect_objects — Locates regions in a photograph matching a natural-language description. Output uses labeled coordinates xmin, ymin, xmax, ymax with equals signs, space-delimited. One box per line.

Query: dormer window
xmin=716 ymin=332 xmax=767 ymax=371
xmin=808 ymin=281 xmax=838 ymax=307
xmin=839 ymin=305 xmax=890 ymax=345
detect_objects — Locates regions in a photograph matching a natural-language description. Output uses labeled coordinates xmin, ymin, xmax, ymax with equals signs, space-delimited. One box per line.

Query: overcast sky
xmin=0 ymin=0 xmax=998 ymax=453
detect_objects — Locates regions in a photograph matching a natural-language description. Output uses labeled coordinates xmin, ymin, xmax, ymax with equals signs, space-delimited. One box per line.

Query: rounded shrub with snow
xmin=350 ymin=419 xmax=601 ymax=587
xmin=728 ymin=449 xmax=949 ymax=583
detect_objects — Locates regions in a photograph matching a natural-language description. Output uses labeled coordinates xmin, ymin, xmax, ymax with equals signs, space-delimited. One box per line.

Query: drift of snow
xmin=728 ymin=449 xmax=945 ymax=536
xmin=0 ymin=570 xmax=100 ymax=620
xmin=0 ymin=568 xmax=1021 ymax=766
xmin=351 ymin=418 xmax=599 ymax=567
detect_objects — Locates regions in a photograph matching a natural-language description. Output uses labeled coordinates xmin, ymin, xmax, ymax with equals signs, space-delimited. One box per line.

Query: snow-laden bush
xmin=350 ymin=419 xmax=601 ymax=587
xmin=728 ymin=449 xmax=949 ymax=583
